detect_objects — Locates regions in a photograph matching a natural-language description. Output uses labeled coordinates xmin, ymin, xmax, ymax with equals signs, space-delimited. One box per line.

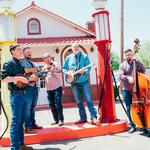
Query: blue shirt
xmin=62 ymin=51 xmax=91 ymax=83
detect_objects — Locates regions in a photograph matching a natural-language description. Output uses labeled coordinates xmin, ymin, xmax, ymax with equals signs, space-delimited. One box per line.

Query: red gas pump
xmin=93 ymin=0 xmax=117 ymax=122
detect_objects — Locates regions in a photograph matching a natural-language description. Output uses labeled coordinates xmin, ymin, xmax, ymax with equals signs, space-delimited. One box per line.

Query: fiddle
xmin=44 ymin=61 xmax=57 ymax=72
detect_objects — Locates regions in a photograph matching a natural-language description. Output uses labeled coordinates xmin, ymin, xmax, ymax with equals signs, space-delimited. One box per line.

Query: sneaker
xmin=128 ymin=127 xmax=136 ymax=133
xmin=58 ymin=121 xmax=64 ymax=126
xmin=31 ymin=124 xmax=43 ymax=129
xmin=25 ymin=128 xmax=36 ymax=134
xmin=75 ymin=119 xmax=87 ymax=124
xmin=51 ymin=121 xmax=59 ymax=125
xmin=19 ymin=144 xmax=33 ymax=150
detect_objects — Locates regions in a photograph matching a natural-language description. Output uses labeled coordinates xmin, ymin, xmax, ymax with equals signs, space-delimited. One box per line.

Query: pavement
xmin=0 ymin=101 xmax=150 ymax=150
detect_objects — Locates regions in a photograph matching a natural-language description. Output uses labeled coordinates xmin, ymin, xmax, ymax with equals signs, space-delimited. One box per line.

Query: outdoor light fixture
xmin=90 ymin=46 xmax=94 ymax=52
xmin=92 ymin=0 xmax=110 ymax=42
xmin=55 ymin=47 xmax=60 ymax=53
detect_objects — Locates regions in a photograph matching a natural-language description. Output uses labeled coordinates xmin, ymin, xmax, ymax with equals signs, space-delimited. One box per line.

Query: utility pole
xmin=120 ymin=0 xmax=124 ymax=63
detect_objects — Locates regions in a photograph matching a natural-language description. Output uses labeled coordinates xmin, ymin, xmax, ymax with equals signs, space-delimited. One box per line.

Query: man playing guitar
xmin=62 ymin=42 xmax=98 ymax=125
xmin=23 ymin=47 xmax=43 ymax=133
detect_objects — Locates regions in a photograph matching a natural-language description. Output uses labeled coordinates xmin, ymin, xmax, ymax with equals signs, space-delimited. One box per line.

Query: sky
xmin=9 ymin=0 xmax=150 ymax=54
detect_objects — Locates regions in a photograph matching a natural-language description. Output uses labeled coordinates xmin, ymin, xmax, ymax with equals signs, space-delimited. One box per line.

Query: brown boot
xmin=31 ymin=124 xmax=43 ymax=129
xmin=19 ymin=144 xmax=33 ymax=150
xmin=25 ymin=128 xmax=36 ymax=134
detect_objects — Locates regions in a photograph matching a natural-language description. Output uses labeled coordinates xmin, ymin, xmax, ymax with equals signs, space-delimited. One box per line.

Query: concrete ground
xmin=0 ymin=102 xmax=150 ymax=150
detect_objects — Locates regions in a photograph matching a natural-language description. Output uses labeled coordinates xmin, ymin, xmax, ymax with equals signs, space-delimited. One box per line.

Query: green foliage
xmin=139 ymin=41 xmax=150 ymax=68
xmin=111 ymin=52 xmax=120 ymax=70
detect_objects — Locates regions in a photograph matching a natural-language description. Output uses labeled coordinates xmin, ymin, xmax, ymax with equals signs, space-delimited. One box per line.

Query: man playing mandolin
xmin=119 ymin=48 xmax=145 ymax=133
xmin=62 ymin=42 xmax=98 ymax=125
xmin=1 ymin=45 xmax=33 ymax=150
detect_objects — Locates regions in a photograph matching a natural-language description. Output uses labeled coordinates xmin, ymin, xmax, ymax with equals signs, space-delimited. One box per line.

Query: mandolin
xmin=15 ymin=69 xmax=62 ymax=88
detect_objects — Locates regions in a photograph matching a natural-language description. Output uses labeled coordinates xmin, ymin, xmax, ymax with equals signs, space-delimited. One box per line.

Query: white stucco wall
xmin=16 ymin=8 xmax=89 ymax=38
xmin=29 ymin=43 xmax=98 ymax=86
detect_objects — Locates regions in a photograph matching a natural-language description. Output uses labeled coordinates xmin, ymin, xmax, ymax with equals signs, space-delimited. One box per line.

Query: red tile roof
xmin=17 ymin=36 xmax=95 ymax=45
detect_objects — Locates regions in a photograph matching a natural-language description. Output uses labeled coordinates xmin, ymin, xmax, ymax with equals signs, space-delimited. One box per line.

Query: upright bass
xmin=130 ymin=38 xmax=150 ymax=134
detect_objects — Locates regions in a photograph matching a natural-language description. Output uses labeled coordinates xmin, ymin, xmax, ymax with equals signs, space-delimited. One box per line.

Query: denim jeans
xmin=47 ymin=87 xmax=64 ymax=122
xmin=25 ymin=86 xmax=39 ymax=128
xmin=10 ymin=93 xmax=26 ymax=150
xmin=71 ymin=80 xmax=97 ymax=121
xmin=122 ymin=90 xmax=135 ymax=127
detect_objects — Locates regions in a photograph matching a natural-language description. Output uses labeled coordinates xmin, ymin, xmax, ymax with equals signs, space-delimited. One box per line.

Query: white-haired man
xmin=62 ymin=42 xmax=98 ymax=124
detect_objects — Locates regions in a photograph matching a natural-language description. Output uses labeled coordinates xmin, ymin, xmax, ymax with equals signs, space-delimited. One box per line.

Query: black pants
xmin=47 ymin=87 xmax=64 ymax=122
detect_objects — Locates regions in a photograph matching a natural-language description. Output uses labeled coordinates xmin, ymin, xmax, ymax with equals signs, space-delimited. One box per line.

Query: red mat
xmin=0 ymin=120 xmax=128 ymax=147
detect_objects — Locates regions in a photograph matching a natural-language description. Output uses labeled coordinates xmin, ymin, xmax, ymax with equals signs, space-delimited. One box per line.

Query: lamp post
xmin=0 ymin=0 xmax=16 ymax=136
xmin=92 ymin=0 xmax=117 ymax=122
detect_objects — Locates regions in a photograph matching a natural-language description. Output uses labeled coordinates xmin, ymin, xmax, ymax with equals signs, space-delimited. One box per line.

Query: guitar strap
xmin=76 ymin=52 xmax=81 ymax=78
xmin=76 ymin=52 xmax=81 ymax=70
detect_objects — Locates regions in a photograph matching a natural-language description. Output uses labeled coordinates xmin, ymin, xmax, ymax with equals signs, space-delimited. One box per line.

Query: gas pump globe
xmin=0 ymin=0 xmax=14 ymax=8
xmin=0 ymin=0 xmax=15 ymax=40
xmin=93 ymin=0 xmax=110 ymax=42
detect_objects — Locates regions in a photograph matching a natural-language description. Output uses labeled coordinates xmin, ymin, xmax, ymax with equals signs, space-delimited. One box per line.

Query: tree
xmin=139 ymin=41 xmax=150 ymax=68
xmin=111 ymin=52 xmax=120 ymax=70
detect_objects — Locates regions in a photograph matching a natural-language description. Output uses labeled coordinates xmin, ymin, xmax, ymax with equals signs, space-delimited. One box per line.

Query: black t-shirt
xmin=1 ymin=57 xmax=28 ymax=92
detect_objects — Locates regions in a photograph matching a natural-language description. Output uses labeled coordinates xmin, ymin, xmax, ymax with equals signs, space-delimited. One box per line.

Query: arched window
xmin=27 ymin=18 xmax=41 ymax=35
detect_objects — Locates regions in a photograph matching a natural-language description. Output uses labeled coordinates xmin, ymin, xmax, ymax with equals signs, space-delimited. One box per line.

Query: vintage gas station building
xmin=3 ymin=1 xmax=99 ymax=106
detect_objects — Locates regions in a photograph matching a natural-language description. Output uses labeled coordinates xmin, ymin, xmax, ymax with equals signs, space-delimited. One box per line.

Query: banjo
xmin=65 ymin=63 xmax=95 ymax=84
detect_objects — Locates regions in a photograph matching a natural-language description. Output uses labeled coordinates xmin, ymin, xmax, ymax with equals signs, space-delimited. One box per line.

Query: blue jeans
xmin=47 ymin=87 xmax=64 ymax=122
xmin=71 ymin=80 xmax=97 ymax=121
xmin=122 ymin=90 xmax=135 ymax=127
xmin=25 ymin=86 xmax=39 ymax=128
xmin=10 ymin=92 xmax=26 ymax=150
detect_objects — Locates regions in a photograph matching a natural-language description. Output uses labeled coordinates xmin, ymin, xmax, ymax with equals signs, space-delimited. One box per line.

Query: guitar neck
xmin=37 ymin=69 xmax=62 ymax=76
xmin=74 ymin=64 xmax=92 ymax=75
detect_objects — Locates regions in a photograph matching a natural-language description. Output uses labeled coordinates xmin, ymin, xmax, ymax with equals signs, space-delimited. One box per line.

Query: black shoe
xmin=128 ymin=127 xmax=136 ymax=133
xmin=51 ymin=121 xmax=58 ymax=125
xmin=142 ymin=128 xmax=148 ymax=134
xmin=32 ymin=124 xmax=43 ymax=129
xmin=58 ymin=121 xmax=64 ymax=126
xmin=75 ymin=119 xmax=87 ymax=124
xmin=19 ymin=144 xmax=33 ymax=150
